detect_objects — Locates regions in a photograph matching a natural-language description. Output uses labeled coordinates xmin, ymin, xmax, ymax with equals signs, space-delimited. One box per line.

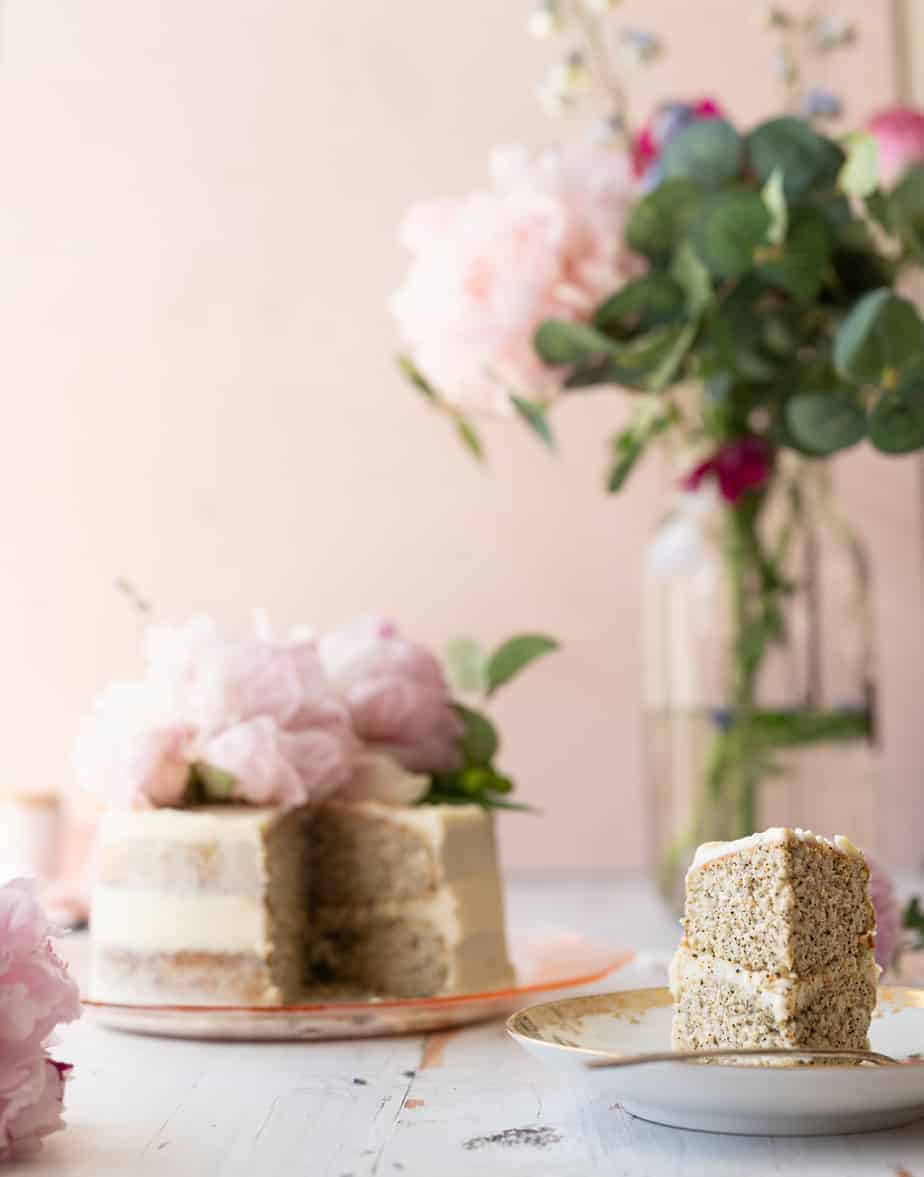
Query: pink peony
xmin=0 ymin=879 xmax=81 ymax=1060
xmin=320 ymin=618 xmax=463 ymax=776
xmin=392 ymin=142 xmax=637 ymax=413
xmin=75 ymin=618 xmax=358 ymax=809
xmin=868 ymin=106 xmax=924 ymax=188
xmin=683 ymin=437 xmax=773 ymax=504
xmin=0 ymin=1057 xmax=71 ymax=1162
xmin=867 ymin=857 xmax=901 ymax=972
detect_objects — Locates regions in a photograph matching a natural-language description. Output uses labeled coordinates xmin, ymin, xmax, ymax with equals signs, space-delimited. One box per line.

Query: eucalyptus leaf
xmin=445 ymin=637 xmax=487 ymax=695
xmin=534 ymin=320 xmax=617 ymax=365
xmin=761 ymin=168 xmax=788 ymax=245
xmin=838 ymin=131 xmax=879 ymax=199
xmin=889 ymin=165 xmax=924 ymax=259
xmin=670 ymin=241 xmax=713 ymax=317
xmin=756 ymin=207 xmax=833 ymax=302
xmin=607 ymin=324 xmax=698 ymax=390
xmin=485 ymin=634 xmax=559 ymax=696
xmin=647 ymin=324 xmax=697 ymax=391
xmin=625 ymin=178 xmax=702 ymax=259
xmin=510 ymin=394 xmax=555 ymax=449
xmin=833 ymin=289 xmax=924 ymax=385
xmin=785 ymin=392 xmax=866 ymax=455
xmin=592 ymin=273 xmax=685 ymax=333
xmin=660 ymin=119 xmax=742 ymax=189
xmin=747 ymin=117 xmax=844 ymax=200
xmin=868 ymin=388 xmax=924 ymax=453
xmin=453 ymin=704 xmax=499 ymax=764
xmin=691 ymin=190 xmax=772 ymax=279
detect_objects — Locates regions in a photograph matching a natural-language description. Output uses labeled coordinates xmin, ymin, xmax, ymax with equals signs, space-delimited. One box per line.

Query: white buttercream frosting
xmin=688 ymin=827 xmax=863 ymax=876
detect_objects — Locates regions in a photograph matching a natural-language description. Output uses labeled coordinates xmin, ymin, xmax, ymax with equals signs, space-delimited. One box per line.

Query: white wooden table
xmin=21 ymin=877 xmax=924 ymax=1177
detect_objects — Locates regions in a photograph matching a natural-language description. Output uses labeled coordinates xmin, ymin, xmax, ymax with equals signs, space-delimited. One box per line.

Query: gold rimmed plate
xmin=83 ymin=937 xmax=630 ymax=1041
xmin=507 ymin=986 xmax=924 ymax=1136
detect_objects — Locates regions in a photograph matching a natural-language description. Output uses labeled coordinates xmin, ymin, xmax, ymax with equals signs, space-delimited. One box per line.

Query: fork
xmin=587 ymin=1046 xmax=899 ymax=1068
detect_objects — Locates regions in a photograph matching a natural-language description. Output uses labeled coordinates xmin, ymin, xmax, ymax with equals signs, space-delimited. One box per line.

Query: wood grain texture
xmin=29 ymin=878 xmax=924 ymax=1176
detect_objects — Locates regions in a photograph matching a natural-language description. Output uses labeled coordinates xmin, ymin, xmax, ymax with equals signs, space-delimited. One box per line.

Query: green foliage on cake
xmin=421 ymin=633 xmax=559 ymax=811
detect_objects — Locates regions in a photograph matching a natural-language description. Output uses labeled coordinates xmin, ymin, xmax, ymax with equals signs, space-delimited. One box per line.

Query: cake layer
xmin=89 ymin=800 xmax=514 ymax=1004
xmin=682 ymin=827 xmax=873 ymax=975
xmin=309 ymin=800 xmax=500 ymax=905
xmin=670 ymin=944 xmax=878 ymax=1053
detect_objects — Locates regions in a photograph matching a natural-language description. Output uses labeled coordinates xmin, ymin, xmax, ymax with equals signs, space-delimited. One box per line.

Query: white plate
xmin=508 ymin=986 xmax=924 ymax=1136
xmin=83 ymin=938 xmax=629 ymax=1041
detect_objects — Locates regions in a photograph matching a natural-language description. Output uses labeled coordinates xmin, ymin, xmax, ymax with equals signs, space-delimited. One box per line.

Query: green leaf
xmin=761 ymin=168 xmax=788 ymax=245
xmin=397 ymin=354 xmax=440 ymax=401
xmin=510 ymin=394 xmax=555 ymax=449
xmin=868 ymin=387 xmax=924 ymax=453
xmin=660 ymin=119 xmax=742 ymax=189
xmin=485 ymin=634 xmax=559 ymax=696
xmin=838 ymin=131 xmax=879 ymax=198
xmin=454 ymin=704 xmax=499 ymax=764
xmin=785 ymin=392 xmax=867 ymax=455
xmin=833 ymin=289 xmax=924 ymax=385
xmin=756 ymin=207 xmax=833 ymax=302
xmin=606 ymin=404 xmax=675 ymax=493
xmin=592 ymin=274 xmax=685 ymax=334
xmin=455 ymin=417 xmax=484 ymax=460
xmin=888 ymin=164 xmax=924 ymax=259
xmin=444 ymin=637 xmax=487 ymax=695
xmin=747 ymin=116 xmax=845 ymax=200
xmin=195 ymin=762 xmax=237 ymax=800
xmin=625 ymin=179 xmax=702 ymax=259
xmin=690 ymin=190 xmax=771 ymax=279
xmin=670 ymin=242 xmax=713 ymax=316
xmin=534 ymin=320 xmax=616 ymax=365
xmin=647 ymin=324 xmax=697 ymax=391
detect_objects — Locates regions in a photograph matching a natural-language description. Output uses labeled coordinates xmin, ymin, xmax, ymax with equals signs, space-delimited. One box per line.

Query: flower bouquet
xmin=392 ymin=2 xmax=924 ymax=896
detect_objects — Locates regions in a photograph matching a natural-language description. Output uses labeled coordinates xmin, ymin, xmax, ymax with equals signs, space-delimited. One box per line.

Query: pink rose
xmin=683 ymin=437 xmax=773 ymax=504
xmin=0 ymin=1057 xmax=70 ymax=1162
xmin=320 ymin=618 xmax=463 ymax=775
xmin=868 ymin=106 xmax=924 ymax=188
xmin=0 ymin=879 xmax=81 ymax=1060
xmin=392 ymin=142 xmax=637 ymax=412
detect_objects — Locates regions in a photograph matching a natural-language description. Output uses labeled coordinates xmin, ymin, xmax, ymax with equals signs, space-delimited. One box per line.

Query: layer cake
xmin=670 ymin=828 xmax=878 ymax=1054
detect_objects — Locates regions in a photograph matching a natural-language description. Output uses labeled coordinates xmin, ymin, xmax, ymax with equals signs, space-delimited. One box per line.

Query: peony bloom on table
xmin=74 ymin=618 xmax=358 ymax=810
xmin=320 ymin=617 xmax=463 ymax=777
xmin=0 ymin=878 xmax=80 ymax=1161
xmin=392 ymin=141 xmax=637 ymax=413
xmin=867 ymin=106 xmax=924 ymax=188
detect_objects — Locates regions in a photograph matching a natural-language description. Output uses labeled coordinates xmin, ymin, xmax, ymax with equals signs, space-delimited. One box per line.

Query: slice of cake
xmin=670 ymin=828 xmax=879 ymax=1055
xmin=90 ymin=800 xmax=514 ymax=1005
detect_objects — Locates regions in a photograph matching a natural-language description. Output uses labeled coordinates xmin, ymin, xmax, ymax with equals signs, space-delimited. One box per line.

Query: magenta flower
xmin=682 ymin=437 xmax=773 ymax=504
xmin=868 ymin=106 xmax=924 ymax=188
xmin=867 ymin=857 xmax=901 ymax=972
xmin=320 ymin=617 xmax=464 ymax=776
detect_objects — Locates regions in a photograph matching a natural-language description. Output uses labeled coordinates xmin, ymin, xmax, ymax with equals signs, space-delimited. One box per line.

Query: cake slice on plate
xmin=670 ymin=828 xmax=879 ymax=1053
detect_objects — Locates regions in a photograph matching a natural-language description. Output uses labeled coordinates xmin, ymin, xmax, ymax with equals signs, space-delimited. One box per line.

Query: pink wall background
xmin=1 ymin=0 xmax=922 ymax=872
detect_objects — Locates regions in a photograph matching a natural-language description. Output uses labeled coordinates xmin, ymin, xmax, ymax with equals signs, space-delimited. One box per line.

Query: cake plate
xmin=507 ymin=985 xmax=924 ymax=1136
xmin=83 ymin=937 xmax=629 ymax=1041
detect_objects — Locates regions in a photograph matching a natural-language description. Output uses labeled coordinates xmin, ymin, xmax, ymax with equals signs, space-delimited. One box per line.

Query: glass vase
xmin=643 ymin=457 xmax=878 ymax=909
